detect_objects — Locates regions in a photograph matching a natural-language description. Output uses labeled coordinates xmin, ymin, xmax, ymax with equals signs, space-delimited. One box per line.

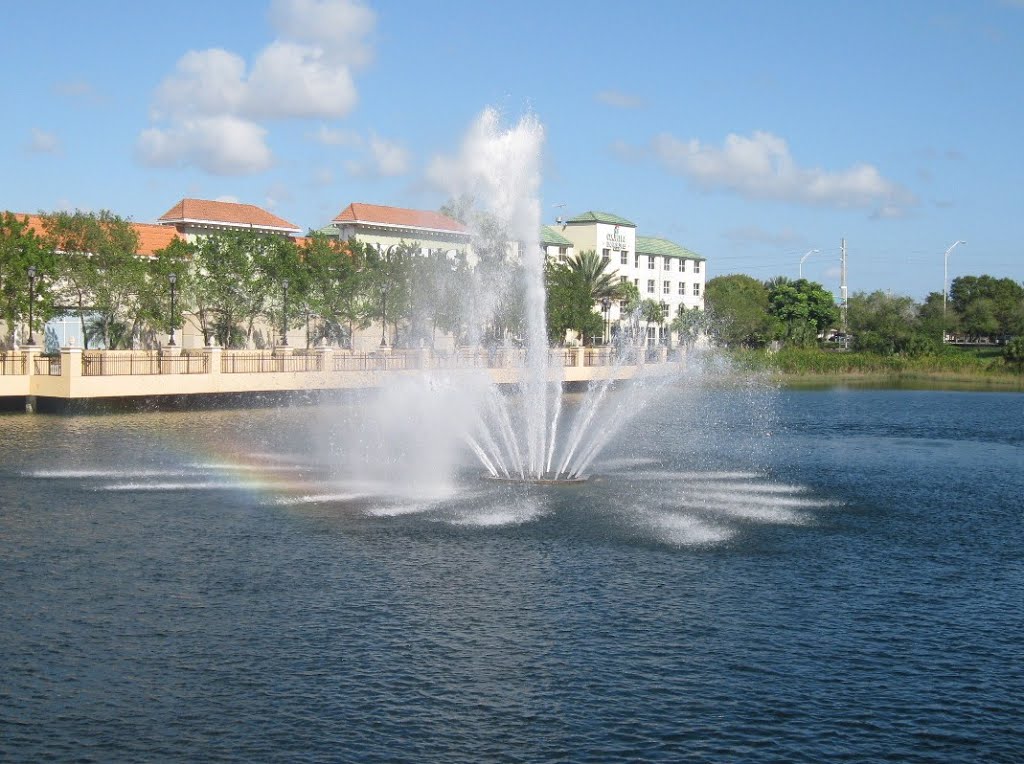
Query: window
xmin=602 ymin=248 xmax=610 ymax=261
xmin=634 ymin=278 xmax=639 ymax=286
xmin=634 ymin=254 xmax=640 ymax=268
xmin=648 ymin=255 xmax=655 ymax=270
xmin=558 ymin=254 xmax=567 ymax=263
xmin=694 ymin=260 xmax=701 ymax=274
xmin=620 ymin=250 xmax=628 ymax=265
xmin=663 ymin=280 xmax=670 ymax=295
xmin=620 ymin=275 xmax=628 ymax=283
xmin=647 ymin=279 xmax=655 ymax=294
xmin=693 ymin=282 xmax=701 ymax=296
xmin=678 ymin=281 xmax=686 ymax=295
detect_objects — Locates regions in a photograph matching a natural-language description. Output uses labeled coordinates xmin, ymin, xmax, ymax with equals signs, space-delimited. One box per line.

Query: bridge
xmin=1 ymin=345 xmax=677 ymax=412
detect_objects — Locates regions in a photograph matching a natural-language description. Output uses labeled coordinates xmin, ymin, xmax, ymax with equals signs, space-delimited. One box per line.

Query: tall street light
xmin=942 ymin=240 xmax=966 ymax=341
xmin=27 ymin=265 xmax=37 ymax=345
xmin=601 ymin=297 xmax=611 ymax=345
xmin=799 ymin=249 xmax=820 ymax=280
xmin=281 ymin=278 xmax=290 ymax=347
xmin=168 ymin=273 xmax=177 ymax=347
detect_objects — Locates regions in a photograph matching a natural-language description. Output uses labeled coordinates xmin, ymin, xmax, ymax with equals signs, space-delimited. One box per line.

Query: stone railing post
xmin=61 ymin=346 xmax=82 ymax=397
xmin=316 ymin=344 xmax=334 ymax=372
xmin=575 ymin=347 xmax=584 ymax=367
xmin=204 ymin=344 xmax=222 ymax=376
xmin=24 ymin=347 xmax=40 ymax=377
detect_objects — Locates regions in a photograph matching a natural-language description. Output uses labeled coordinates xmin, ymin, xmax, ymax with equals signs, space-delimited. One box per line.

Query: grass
xmin=727 ymin=346 xmax=1024 ymax=389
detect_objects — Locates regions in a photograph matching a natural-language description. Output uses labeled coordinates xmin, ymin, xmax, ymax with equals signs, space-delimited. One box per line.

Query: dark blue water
xmin=1 ymin=388 xmax=1022 ymax=762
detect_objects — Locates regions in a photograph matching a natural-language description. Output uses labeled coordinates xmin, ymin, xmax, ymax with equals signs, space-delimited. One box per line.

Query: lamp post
xmin=26 ymin=265 xmax=37 ymax=345
xmin=281 ymin=278 xmax=290 ymax=347
xmin=167 ymin=273 xmax=177 ymax=347
xmin=942 ymin=240 xmax=966 ymax=342
xmin=601 ymin=297 xmax=611 ymax=345
xmin=799 ymin=249 xmax=820 ymax=280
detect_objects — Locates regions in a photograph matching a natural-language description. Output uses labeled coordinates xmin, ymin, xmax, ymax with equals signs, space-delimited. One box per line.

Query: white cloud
xmin=596 ymin=89 xmax=644 ymax=109
xmin=650 ymin=130 xmax=914 ymax=213
xmin=723 ymin=225 xmax=805 ymax=248
xmin=312 ymin=125 xmax=362 ymax=146
xmin=245 ymin=41 xmax=358 ymax=119
xmin=268 ymin=0 xmax=375 ymax=65
xmin=215 ymin=195 xmax=241 ymax=203
xmin=27 ymin=128 xmax=60 ymax=154
xmin=137 ymin=117 xmax=273 ymax=175
xmin=366 ymin=133 xmax=410 ymax=176
xmin=138 ymin=0 xmax=373 ymax=176
xmin=152 ymin=49 xmax=248 ymax=120
xmin=53 ymin=79 xmax=104 ymax=104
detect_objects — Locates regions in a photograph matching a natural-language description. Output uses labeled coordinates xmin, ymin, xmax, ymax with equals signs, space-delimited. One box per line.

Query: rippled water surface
xmin=1 ymin=387 xmax=1022 ymax=762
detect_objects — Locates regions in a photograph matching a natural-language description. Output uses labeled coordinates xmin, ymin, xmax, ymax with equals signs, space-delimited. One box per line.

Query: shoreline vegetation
xmin=728 ymin=347 xmax=1024 ymax=390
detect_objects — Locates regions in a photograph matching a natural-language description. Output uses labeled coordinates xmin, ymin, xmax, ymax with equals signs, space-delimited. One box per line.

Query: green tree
xmin=767 ymin=277 xmax=838 ymax=346
xmin=364 ymin=242 xmax=414 ymax=347
xmin=302 ymin=234 xmax=370 ymax=348
xmin=545 ymin=251 xmax=624 ymax=345
xmin=639 ymin=298 xmax=667 ymax=345
xmin=43 ymin=211 xmax=146 ymax=349
xmin=0 ymin=212 xmax=57 ymax=347
xmin=139 ymin=238 xmax=195 ymax=347
xmin=671 ymin=305 xmax=709 ymax=347
xmin=950 ymin=275 xmax=1024 ymax=339
xmin=704 ymin=274 xmax=779 ymax=347
xmin=545 ymin=260 xmax=598 ymax=344
xmin=1003 ymin=336 xmax=1024 ymax=370
xmin=191 ymin=231 xmax=272 ymax=348
xmin=847 ymin=290 xmax=939 ymax=356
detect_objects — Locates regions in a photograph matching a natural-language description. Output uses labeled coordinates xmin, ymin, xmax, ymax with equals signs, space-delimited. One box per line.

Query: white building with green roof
xmin=548 ymin=211 xmax=705 ymax=345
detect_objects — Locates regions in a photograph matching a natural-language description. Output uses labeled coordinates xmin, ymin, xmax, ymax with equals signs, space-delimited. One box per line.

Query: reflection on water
xmin=1 ymin=387 xmax=1022 ymax=761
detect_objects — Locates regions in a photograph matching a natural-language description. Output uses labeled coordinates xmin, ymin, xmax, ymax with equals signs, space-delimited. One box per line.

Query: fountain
xmin=404 ymin=107 xmax=680 ymax=485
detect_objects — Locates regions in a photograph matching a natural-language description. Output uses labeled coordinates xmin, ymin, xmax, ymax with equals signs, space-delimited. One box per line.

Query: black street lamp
xmin=168 ymin=273 xmax=177 ymax=347
xmin=601 ymin=297 xmax=611 ymax=345
xmin=281 ymin=278 xmax=289 ymax=346
xmin=27 ymin=265 xmax=37 ymax=345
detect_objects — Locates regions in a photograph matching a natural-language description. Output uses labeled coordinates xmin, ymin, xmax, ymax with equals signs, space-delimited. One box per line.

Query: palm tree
xmin=566 ymin=250 xmax=623 ymax=303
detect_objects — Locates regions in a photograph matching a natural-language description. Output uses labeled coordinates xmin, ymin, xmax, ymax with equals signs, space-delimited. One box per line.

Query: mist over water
xmin=418 ymin=107 xmax=689 ymax=482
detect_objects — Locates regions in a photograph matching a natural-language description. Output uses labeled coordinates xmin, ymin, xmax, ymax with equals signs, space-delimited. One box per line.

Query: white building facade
xmin=546 ymin=211 xmax=706 ymax=344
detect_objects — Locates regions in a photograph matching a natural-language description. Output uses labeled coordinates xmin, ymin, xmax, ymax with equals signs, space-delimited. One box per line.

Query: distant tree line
xmin=704 ymin=272 xmax=1024 ymax=364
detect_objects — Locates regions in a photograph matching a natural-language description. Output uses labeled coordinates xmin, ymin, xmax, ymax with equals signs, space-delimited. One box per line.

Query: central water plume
xmin=425 ymin=107 xmax=678 ymax=483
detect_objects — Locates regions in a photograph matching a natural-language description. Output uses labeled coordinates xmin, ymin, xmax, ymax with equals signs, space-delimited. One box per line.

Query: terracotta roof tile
xmin=133 ymin=222 xmax=182 ymax=255
xmin=158 ymin=198 xmax=301 ymax=233
xmin=5 ymin=213 xmax=180 ymax=257
xmin=332 ymin=202 xmax=468 ymax=235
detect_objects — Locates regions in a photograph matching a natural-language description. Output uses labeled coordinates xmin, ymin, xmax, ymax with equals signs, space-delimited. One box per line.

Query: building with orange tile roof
xmin=321 ymin=202 xmax=471 ymax=256
xmin=158 ymin=198 xmax=302 ymax=239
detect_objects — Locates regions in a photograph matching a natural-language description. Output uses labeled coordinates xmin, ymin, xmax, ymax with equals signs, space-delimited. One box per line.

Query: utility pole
xmin=840 ymin=238 xmax=848 ymax=335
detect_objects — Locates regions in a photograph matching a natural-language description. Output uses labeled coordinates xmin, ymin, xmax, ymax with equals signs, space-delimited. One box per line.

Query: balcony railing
xmin=1 ymin=353 xmax=27 ymax=375
xmin=82 ymin=353 xmax=209 ymax=376
xmin=35 ymin=356 xmax=61 ymax=376
xmin=221 ymin=352 xmax=324 ymax=374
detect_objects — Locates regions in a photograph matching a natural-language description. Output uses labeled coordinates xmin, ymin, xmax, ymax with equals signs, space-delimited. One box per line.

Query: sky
xmin=3 ymin=0 xmax=1023 ymax=300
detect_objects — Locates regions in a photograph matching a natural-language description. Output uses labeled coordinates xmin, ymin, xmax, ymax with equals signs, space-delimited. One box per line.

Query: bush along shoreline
xmin=727 ymin=347 xmax=1024 ymax=389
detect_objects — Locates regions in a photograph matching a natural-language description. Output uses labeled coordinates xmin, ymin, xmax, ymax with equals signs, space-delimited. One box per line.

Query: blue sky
xmin=3 ymin=0 xmax=1022 ymax=299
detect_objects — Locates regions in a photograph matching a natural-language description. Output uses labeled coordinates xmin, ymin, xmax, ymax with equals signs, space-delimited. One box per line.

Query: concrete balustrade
xmin=0 ymin=344 xmax=679 ymax=410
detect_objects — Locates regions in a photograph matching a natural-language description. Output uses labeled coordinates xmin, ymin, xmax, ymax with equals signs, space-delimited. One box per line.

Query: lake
xmin=1 ymin=385 xmax=1022 ymax=762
